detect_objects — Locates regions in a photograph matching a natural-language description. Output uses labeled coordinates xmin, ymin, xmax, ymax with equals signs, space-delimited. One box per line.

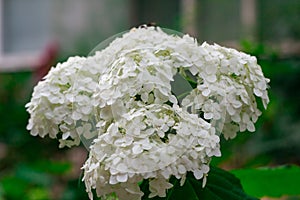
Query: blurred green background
xmin=1 ymin=0 xmax=300 ymax=199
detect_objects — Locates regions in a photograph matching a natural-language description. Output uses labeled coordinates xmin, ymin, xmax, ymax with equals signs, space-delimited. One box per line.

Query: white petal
xmin=254 ymin=88 xmax=263 ymax=97
xmin=178 ymin=164 xmax=186 ymax=174
xmin=193 ymin=169 xmax=203 ymax=179
xmin=109 ymin=175 xmax=118 ymax=184
xmin=247 ymin=121 xmax=255 ymax=132
xmin=202 ymin=89 xmax=211 ymax=97
xmin=62 ymin=132 xmax=70 ymax=140
xmin=132 ymin=145 xmax=143 ymax=155
xmin=204 ymin=112 xmax=213 ymax=119
xmin=169 ymin=95 xmax=178 ymax=104
xmin=116 ymin=173 xmax=128 ymax=182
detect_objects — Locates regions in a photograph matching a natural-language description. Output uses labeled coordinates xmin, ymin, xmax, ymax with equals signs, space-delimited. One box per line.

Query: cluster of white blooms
xmin=26 ymin=26 xmax=269 ymax=199
xmin=181 ymin=42 xmax=269 ymax=139
xmin=26 ymin=56 xmax=103 ymax=148
xmin=82 ymin=104 xmax=220 ymax=199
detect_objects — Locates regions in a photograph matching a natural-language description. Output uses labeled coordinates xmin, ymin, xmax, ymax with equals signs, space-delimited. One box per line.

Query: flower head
xmin=26 ymin=26 xmax=269 ymax=199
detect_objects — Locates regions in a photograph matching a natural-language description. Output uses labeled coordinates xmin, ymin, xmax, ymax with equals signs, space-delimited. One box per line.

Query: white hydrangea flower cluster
xmin=26 ymin=26 xmax=269 ymax=199
xmin=26 ymin=56 xmax=103 ymax=147
xmin=82 ymin=104 xmax=220 ymax=199
xmin=181 ymin=42 xmax=269 ymax=139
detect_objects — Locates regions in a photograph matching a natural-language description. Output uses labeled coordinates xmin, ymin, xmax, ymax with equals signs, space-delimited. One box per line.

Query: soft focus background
xmin=0 ymin=0 xmax=300 ymax=199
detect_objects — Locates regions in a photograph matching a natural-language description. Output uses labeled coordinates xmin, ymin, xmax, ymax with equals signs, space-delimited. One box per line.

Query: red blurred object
xmin=33 ymin=41 xmax=59 ymax=82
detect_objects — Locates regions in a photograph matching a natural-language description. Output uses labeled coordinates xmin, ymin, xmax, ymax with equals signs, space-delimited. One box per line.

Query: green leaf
xmin=15 ymin=164 xmax=53 ymax=186
xmin=27 ymin=187 xmax=50 ymax=200
xmin=0 ymin=176 xmax=28 ymax=199
xmin=231 ymin=165 xmax=300 ymax=197
xmin=192 ymin=167 xmax=257 ymax=200
xmin=140 ymin=166 xmax=257 ymax=200
xmin=168 ymin=178 xmax=199 ymax=200
xmin=33 ymin=159 xmax=71 ymax=175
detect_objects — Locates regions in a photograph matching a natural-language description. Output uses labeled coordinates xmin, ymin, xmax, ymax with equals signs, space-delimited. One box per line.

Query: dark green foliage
xmin=232 ymin=165 xmax=300 ymax=198
xmin=0 ymin=72 xmax=88 ymax=199
xmin=140 ymin=167 xmax=258 ymax=200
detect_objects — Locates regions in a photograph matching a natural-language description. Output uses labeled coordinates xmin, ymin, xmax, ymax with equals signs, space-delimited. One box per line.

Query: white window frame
xmin=0 ymin=0 xmax=41 ymax=72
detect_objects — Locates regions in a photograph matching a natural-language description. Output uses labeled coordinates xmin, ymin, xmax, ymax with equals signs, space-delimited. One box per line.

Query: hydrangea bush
xmin=26 ymin=26 xmax=269 ymax=199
